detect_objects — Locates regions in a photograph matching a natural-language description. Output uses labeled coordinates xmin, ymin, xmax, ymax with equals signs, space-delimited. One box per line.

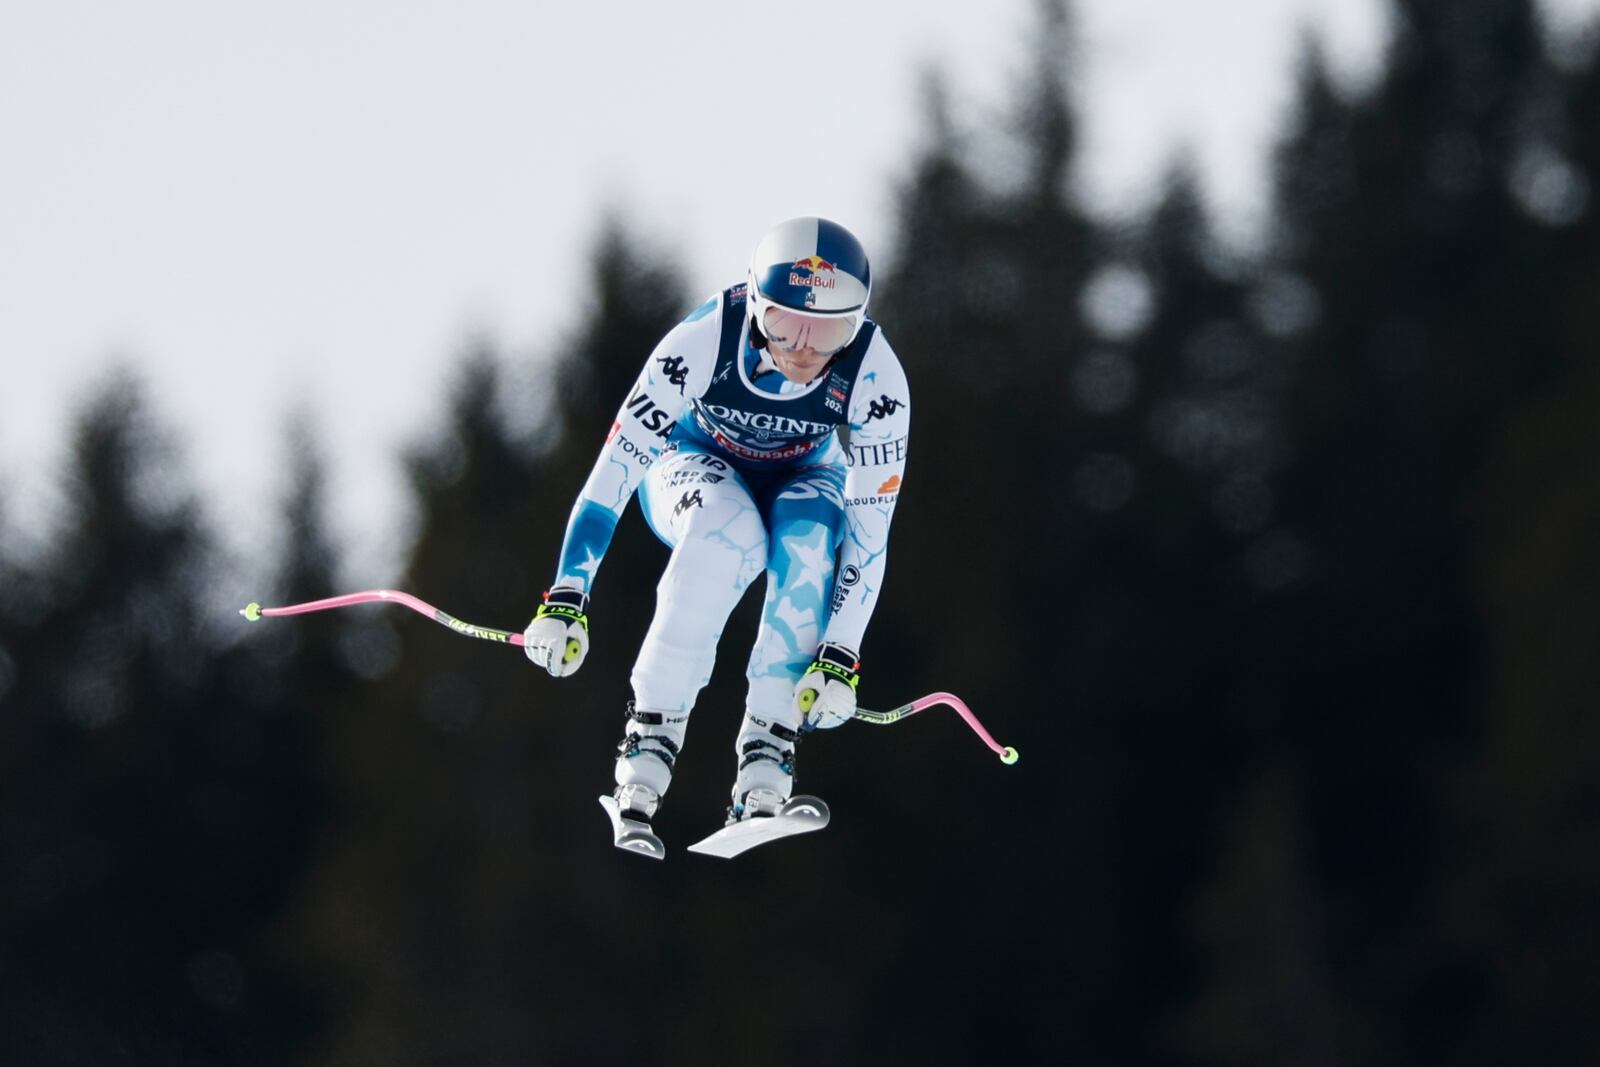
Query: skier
xmin=522 ymin=217 xmax=911 ymax=858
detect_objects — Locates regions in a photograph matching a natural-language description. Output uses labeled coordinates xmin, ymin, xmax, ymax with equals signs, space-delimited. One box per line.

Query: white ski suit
xmin=549 ymin=283 xmax=910 ymax=805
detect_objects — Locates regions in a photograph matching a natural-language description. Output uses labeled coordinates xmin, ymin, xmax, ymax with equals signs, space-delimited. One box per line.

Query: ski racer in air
xmin=523 ymin=217 xmax=911 ymax=858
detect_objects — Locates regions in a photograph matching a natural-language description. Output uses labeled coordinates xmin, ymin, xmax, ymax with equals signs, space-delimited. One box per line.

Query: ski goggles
xmin=760 ymin=305 xmax=861 ymax=356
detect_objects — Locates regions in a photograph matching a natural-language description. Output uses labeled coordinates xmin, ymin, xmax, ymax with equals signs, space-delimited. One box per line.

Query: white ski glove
xmin=793 ymin=642 xmax=861 ymax=730
xmin=523 ymin=587 xmax=590 ymax=678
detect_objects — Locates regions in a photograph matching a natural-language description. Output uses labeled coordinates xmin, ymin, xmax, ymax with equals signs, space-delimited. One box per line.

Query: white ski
xmin=686 ymin=796 xmax=830 ymax=859
xmin=598 ymin=794 xmax=665 ymax=860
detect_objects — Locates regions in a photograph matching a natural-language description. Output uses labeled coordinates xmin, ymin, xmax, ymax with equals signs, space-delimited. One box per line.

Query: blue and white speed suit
xmin=549 ymin=282 xmax=911 ymax=804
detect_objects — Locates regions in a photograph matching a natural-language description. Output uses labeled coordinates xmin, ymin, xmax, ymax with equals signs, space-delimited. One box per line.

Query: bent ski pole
xmin=241 ymin=591 xmax=1016 ymax=762
xmin=854 ymin=692 xmax=1019 ymax=764
xmin=241 ymin=589 xmax=526 ymax=645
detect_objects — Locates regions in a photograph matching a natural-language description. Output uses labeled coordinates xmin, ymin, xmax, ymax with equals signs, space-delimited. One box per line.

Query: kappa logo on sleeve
xmin=864 ymin=395 xmax=904 ymax=423
xmin=655 ymin=355 xmax=690 ymax=393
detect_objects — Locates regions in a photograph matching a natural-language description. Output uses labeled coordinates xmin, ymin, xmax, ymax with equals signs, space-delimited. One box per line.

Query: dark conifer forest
xmin=4 ymin=2 xmax=1598 ymax=1063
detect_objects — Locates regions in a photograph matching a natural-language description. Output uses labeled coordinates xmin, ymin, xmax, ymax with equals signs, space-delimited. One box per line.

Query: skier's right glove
xmin=523 ymin=587 xmax=590 ymax=678
xmin=794 ymin=642 xmax=861 ymax=730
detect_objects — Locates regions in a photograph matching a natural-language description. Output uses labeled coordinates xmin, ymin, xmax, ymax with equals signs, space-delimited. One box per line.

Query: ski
xmin=686 ymin=796 xmax=830 ymax=859
xmin=598 ymin=794 xmax=665 ymax=860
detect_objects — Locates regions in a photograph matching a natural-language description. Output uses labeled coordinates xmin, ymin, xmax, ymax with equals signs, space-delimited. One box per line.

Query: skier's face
xmin=762 ymin=307 xmax=852 ymax=382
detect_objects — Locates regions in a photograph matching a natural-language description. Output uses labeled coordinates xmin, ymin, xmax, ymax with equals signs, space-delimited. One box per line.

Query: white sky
xmin=1 ymin=1 xmax=1594 ymax=584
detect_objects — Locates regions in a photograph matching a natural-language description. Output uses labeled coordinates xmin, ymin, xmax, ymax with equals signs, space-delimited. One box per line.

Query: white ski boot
xmin=600 ymin=702 xmax=684 ymax=860
xmin=687 ymin=717 xmax=828 ymax=858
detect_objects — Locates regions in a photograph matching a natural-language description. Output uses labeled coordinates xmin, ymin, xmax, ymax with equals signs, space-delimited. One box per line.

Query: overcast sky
xmin=2 ymin=1 xmax=1594 ymax=583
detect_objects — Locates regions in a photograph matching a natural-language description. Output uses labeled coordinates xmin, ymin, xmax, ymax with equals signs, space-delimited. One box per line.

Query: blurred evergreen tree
xmin=1162 ymin=47 xmax=1361 ymax=1066
xmin=0 ymin=494 xmax=47 ymax=783
xmin=289 ymin=226 xmax=706 ymax=1065
xmin=8 ymin=1 xmax=1599 ymax=1063
xmin=840 ymin=3 xmax=1140 ymax=1060
xmin=1182 ymin=0 xmax=1582 ymax=1061
xmin=0 ymin=372 xmax=328 ymax=1063
xmin=1449 ymin=17 xmax=1600 ymax=1064
xmin=236 ymin=411 xmax=350 ymax=1058
xmin=289 ymin=346 xmax=551 ymax=1066
xmin=46 ymin=1 xmax=1579 ymax=1063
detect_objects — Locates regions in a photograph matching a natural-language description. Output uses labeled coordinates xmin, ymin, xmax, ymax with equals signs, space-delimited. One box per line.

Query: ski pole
xmin=241 ymin=589 xmax=526 ymax=646
xmin=853 ymin=692 xmax=1019 ymax=764
xmin=241 ymin=591 xmax=1017 ymax=763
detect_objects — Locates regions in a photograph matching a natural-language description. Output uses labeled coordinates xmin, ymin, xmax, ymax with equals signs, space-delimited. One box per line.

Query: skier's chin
xmin=774 ymin=350 xmax=827 ymax=383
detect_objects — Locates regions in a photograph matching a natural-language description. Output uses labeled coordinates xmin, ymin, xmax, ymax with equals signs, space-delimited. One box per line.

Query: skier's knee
xmin=678 ymin=495 xmax=766 ymax=559
xmin=663 ymin=501 xmax=767 ymax=596
xmin=769 ymin=518 xmax=838 ymax=572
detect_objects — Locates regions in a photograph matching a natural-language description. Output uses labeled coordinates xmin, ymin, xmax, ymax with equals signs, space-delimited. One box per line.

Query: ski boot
xmin=687 ymin=716 xmax=829 ymax=858
xmin=598 ymin=702 xmax=685 ymax=861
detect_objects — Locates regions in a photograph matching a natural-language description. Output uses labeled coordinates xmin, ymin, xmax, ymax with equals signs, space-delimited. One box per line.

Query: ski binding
xmin=598 ymin=794 xmax=665 ymax=860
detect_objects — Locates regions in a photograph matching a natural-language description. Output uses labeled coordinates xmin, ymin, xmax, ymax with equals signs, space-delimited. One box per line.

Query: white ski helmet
xmin=747 ymin=216 xmax=872 ymax=356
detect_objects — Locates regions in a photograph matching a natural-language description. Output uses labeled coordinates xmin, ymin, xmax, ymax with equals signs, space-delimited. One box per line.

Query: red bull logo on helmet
xmin=789 ymin=255 xmax=838 ymax=289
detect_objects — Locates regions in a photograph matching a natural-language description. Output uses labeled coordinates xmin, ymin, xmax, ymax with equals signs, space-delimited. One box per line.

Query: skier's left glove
xmin=794 ymin=642 xmax=860 ymax=730
xmin=523 ymin=587 xmax=590 ymax=678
